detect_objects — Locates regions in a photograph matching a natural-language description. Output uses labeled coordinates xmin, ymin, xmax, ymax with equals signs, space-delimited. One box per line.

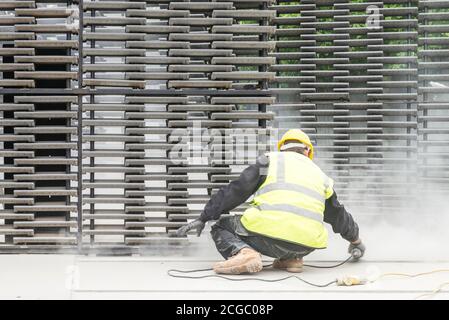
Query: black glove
xmin=175 ymin=219 xmax=205 ymax=237
xmin=348 ymin=240 xmax=366 ymax=260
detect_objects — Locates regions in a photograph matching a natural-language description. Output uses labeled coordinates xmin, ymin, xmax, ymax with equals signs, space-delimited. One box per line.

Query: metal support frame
xmin=1 ymin=0 xmax=448 ymax=253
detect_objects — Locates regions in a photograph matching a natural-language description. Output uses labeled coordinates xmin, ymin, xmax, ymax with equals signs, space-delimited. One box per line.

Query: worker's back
xmin=240 ymin=151 xmax=334 ymax=249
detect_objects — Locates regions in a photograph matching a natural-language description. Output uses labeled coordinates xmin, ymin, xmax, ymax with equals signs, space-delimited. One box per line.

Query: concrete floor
xmin=1 ymin=254 xmax=449 ymax=299
xmin=1 ymin=235 xmax=448 ymax=300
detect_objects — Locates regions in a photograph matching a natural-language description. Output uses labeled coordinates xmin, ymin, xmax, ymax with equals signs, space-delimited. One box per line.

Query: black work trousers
xmin=210 ymin=215 xmax=315 ymax=260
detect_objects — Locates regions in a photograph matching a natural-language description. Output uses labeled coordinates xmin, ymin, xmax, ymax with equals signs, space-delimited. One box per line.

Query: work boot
xmin=213 ymin=247 xmax=263 ymax=275
xmin=272 ymin=258 xmax=303 ymax=273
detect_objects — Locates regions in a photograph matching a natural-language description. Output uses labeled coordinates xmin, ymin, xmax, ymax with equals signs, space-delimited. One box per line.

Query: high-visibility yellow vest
xmin=240 ymin=151 xmax=334 ymax=249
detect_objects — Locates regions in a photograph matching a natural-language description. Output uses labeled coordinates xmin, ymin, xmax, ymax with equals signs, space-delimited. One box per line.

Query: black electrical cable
xmin=167 ymin=256 xmax=354 ymax=288
xmin=303 ymin=255 xmax=353 ymax=268
xmin=167 ymin=269 xmax=337 ymax=288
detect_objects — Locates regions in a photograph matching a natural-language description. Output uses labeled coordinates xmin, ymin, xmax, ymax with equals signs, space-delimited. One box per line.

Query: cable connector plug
xmin=336 ymin=275 xmax=368 ymax=286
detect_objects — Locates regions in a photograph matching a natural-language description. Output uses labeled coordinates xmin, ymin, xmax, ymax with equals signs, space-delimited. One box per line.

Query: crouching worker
xmin=176 ymin=129 xmax=365 ymax=275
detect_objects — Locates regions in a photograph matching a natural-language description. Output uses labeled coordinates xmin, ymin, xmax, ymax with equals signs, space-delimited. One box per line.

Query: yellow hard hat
xmin=277 ymin=129 xmax=314 ymax=160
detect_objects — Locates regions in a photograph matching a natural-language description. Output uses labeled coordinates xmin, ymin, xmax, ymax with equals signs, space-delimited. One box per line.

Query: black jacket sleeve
xmin=323 ymin=191 xmax=359 ymax=242
xmin=199 ymin=156 xmax=268 ymax=222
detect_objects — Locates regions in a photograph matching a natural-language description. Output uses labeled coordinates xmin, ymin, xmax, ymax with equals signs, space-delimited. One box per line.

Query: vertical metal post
xmin=89 ymin=9 xmax=96 ymax=245
xmin=259 ymin=1 xmax=268 ymax=153
xmin=77 ymin=0 xmax=84 ymax=252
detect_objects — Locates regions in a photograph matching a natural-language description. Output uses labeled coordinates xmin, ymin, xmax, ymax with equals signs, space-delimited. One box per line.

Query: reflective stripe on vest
xmin=256 ymin=203 xmax=323 ymax=223
xmin=255 ymin=183 xmax=325 ymax=204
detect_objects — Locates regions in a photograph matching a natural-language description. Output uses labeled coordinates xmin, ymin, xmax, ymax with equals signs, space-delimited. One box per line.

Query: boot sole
xmin=272 ymin=264 xmax=303 ymax=273
xmin=273 ymin=267 xmax=303 ymax=273
xmin=284 ymin=267 xmax=303 ymax=273
xmin=214 ymin=255 xmax=263 ymax=275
